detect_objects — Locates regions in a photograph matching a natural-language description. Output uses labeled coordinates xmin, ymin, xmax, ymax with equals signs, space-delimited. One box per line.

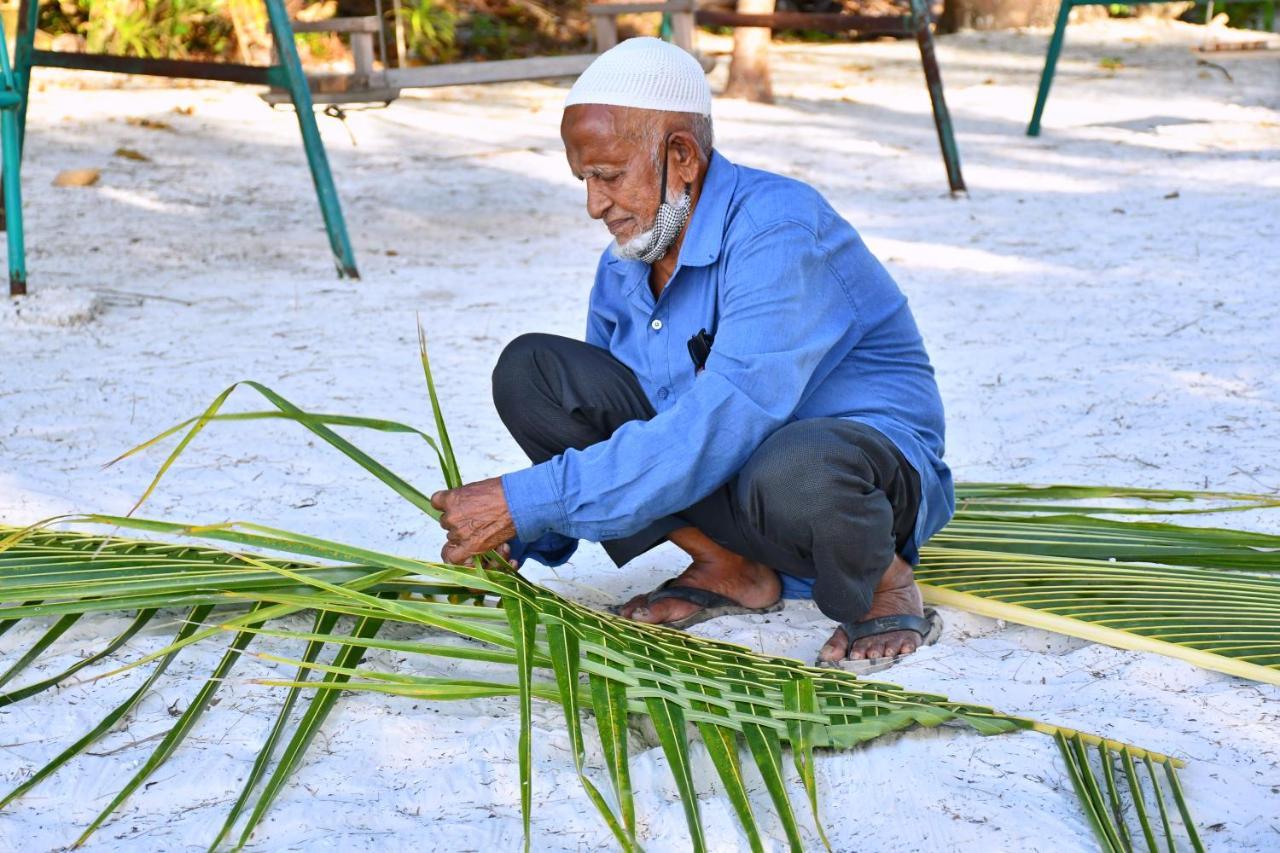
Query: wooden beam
xmin=29 ymin=50 xmax=276 ymax=85
xmin=385 ymin=54 xmax=597 ymax=89
xmin=694 ymin=10 xmax=911 ymax=33
xmin=261 ymin=80 xmax=401 ymax=106
xmin=587 ymin=1 xmax=694 ymax=15
xmin=292 ymin=16 xmax=383 ymax=34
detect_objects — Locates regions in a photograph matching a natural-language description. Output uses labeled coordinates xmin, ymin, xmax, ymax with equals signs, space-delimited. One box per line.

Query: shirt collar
xmin=674 ymin=149 xmax=736 ymax=268
xmin=605 ymin=149 xmax=737 ymax=272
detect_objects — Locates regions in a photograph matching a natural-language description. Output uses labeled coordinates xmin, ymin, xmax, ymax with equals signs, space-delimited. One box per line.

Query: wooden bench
xmin=588 ymin=0 xmax=699 ymax=54
xmin=382 ymin=1 xmax=706 ymax=89
xmin=264 ymin=16 xmax=401 ymax=105
xmin=262 ymin=3 xmax=706 ymax=95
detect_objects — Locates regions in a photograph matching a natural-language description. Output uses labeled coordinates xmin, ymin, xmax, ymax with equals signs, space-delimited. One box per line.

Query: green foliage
xmin=461 ymin=11 xmax=513 ymax=59
xmin=34 ymin=0 xmax=590 ymax=65
xmin=75 ymin=0 xmax=235 ymax=59
xmin=397 ymin=0 xmax=589 ymax=64
xmin=401 ymin=0 xmax=459 ymax=64
xmin=1183 ymin=0 xmax=1278 ymax=32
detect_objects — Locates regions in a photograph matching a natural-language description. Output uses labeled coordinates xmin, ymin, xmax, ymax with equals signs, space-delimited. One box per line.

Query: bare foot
xmin=618 ymin=528 xmax=781 ymax=626
xmin=817 ymin=555 xmax=925 ymax=663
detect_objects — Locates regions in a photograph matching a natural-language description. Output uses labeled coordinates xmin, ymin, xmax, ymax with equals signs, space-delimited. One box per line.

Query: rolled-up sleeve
xmin=501 ymin=221 xmax=864 ymax=543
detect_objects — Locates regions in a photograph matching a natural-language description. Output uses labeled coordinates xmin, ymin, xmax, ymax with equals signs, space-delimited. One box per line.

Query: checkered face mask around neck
xmin=632 ymin=187 xmax=691 ymax=265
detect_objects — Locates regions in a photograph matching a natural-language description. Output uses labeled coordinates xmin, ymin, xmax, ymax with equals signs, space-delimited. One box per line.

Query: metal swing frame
xmin=1 ymin=0 xmax=359 ymax=296
xmin=1026 ymin=0 xmax=1274 ymax=137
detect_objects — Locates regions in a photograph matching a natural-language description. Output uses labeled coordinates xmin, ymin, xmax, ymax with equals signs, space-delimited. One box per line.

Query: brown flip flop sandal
xmin=815 ymin=608 xmax=943 ymax=675
xmin=610 ymin=579 xmax=784 ymax=630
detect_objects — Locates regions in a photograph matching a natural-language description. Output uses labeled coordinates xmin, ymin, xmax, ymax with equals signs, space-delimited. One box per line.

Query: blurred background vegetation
xmin=24 ymin=0 xmax=593 ymax=65
xmin=10 ymin=0 xmax=1275 ymax=67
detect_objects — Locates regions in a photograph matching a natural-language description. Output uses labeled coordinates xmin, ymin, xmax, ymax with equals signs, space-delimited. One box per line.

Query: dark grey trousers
xmin=491 ymin=333 xmax=920 ymax=624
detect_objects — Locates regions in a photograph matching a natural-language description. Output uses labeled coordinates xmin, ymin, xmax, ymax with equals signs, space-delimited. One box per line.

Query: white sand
xmin=1 ymin=19 xmax=1277 ymax=851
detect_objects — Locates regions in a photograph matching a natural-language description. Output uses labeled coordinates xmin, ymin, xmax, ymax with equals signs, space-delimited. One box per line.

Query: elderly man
xmin=431 ymin=37 xmax=952 ymax=671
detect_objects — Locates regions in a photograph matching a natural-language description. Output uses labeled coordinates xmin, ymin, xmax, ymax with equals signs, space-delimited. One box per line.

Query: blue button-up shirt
xmin=502 ymin=151 xmax=954 ymax=578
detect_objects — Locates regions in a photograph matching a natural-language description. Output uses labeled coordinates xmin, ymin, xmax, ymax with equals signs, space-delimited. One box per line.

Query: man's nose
xmin=585 ymin=181 xmax=609 ymax=220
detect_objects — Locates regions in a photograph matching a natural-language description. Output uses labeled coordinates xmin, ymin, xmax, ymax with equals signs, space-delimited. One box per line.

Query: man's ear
xmin=670 ymin=131 xmax=701 ymax=186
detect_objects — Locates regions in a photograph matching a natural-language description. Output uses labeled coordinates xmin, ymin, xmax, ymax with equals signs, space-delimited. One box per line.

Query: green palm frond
xmin=0 ymin=519 xmax=1199 ymax=851
xmin=923 ymin=487 xmax=1280 ymax=686
xmin=4 ymin=332 xmax=1266 ymax=850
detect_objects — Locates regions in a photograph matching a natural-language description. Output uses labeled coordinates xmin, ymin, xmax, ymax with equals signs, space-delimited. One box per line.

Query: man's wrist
xmin=501 ymin=463 xmax=568 ymax=541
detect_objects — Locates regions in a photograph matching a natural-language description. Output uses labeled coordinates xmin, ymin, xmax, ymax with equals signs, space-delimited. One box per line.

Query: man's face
xmin=561 ymin=105 xmax=662 ymax=247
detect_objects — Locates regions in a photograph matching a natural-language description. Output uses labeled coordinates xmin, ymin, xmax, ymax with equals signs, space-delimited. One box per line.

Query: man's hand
xmin=431 ymin=477 xmax=519 ymax=566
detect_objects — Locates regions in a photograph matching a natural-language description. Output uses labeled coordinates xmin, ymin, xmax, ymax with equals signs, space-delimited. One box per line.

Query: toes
xmin=818 ymin=628 xmax=849 ymax=662
xmin=848 ymin=632 xmax=920 ymax=662
xmin=888 ymin=634 xmax=918 ymax=658
xmin=617 ymin=594 xmax=649 ymax=619
xmin=634 ymin=600 xmax=680 ymax=623
xmin=839 ymin=632 xmax=904 ymax=662
xmin=818 ymin=641 xmax=844 ymax=662
xmin=630 ymin=605 xmax=657 ymax=623
xmin=620 ymin=598 xmax=699 ymax=625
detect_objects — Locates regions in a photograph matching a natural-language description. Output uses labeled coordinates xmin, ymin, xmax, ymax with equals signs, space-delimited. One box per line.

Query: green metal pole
xmin=1028 ymin=0 xmax=1074 ymax=137
xmin=0 ymin=16 xmax=26 ymax=295
xmin=2 ymin=109 xmax=26 ymax=295
xmin=0 ymin=0 xmax=35 ymax=253
xmin=14 ymin=0 xmax=37 ymax=153
xmin=262 ymin=0 xmax=359 ymax=278
xmin=909 ymin=0 xmax=965 ymax=193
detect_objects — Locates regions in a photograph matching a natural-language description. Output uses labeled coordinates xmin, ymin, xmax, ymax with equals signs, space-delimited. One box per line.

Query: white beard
xmin=609 ymin=185 xmax=692 ymax=263
xmin=612 ymin=223 xmax=660 ymax=261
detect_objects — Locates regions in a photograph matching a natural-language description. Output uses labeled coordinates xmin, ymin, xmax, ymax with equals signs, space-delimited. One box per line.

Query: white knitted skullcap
xmin=566 ymin=37 xmax=711 ymax=116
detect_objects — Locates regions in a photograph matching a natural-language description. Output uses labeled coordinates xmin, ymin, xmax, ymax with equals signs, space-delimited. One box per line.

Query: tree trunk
xmin=723 ymin=0 xmax=775 ymax=103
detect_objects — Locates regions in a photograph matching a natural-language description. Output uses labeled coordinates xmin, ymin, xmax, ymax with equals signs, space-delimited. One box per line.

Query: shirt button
xmin=657 ymin=387 xmax=670 ymax=400
xmin=651 ymin=319 xmax=663 ymax=331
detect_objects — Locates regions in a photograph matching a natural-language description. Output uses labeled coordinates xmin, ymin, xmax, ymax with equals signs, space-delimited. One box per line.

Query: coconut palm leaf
xmin=0 ymin=611 xmax=80 ymax=688
xmin=946 ymin=486 xmax=1280 ymax=569
xmin=108 ymin=357 xmax=1280 ymax=690
xmin=954 ymin=482 xmax=1279 ymax=515
xmin=0 ymin=601 xmax=216 ymax=811
xmin=105 ymin=336 xmax=1279 ymax=688
xmin=0 ymin=520 xmax=1198 ymax=851
xmin=208 ymin=607 xmax=342 ymax=852
xmin=0 ymin=334 xmax=1241 ymax=851
xmin=74 ymin=603 xmax=270 ymax=848
xmin=922 ymin=487 xmax=1280 ymax=686
xmin=0 ymin=607 xmax=156 ymax=707
xmin=1055 ymin=731 xmax=1205 ymax=853
xmin=233 ymin=605 xmax=389 ymax=851
xmin=544 ymin=620 xmax=635 ymax=850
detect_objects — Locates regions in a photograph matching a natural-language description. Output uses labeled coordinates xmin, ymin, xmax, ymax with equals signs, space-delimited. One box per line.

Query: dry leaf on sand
xmin=52 ymin=168 xmax=100 ymax=187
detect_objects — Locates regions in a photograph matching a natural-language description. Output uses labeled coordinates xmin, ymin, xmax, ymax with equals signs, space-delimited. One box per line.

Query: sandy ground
xmin=1 ymin=18 xmax=1278 ymax=852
